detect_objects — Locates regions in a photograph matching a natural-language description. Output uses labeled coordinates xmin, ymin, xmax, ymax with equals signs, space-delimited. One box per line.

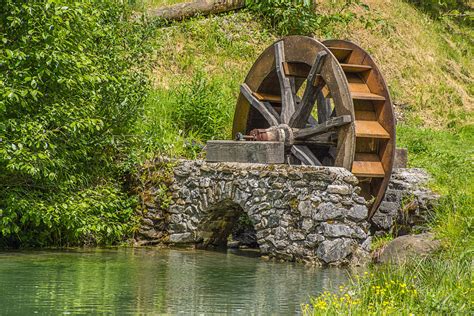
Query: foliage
xmin=370 ymin=234 xmax=393 ymax=251
xmin=245 ymin=0 xmax=320 ymax=35
xmin=0 ymin=0 xmax=153 ymax=247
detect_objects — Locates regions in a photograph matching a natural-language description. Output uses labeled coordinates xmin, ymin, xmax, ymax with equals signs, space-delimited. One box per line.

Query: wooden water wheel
xmin=232 ymin=36 xmax=395 ymax=217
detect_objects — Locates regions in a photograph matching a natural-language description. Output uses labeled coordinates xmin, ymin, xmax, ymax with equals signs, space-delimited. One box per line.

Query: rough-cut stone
xmin=169 ymin=233 xmax=194 ymax=243
xmin=320 ymin=222 xmax=354 ymax=238
xmin=298 ymin=200 xmax=314 ymax=217
xmin=327 ymin=184 xmax=351 ymax=195
xmin=375 ymin=233 xmax=441 ymax=264
xmin=317 ymin=238 xmax=353 ymax=263
xmin=305 ymin=234 xmax=325 ymax=248
xmin=348 ymin=204 xmax=368 ymax=222
xmin=313 ymin=202 xmax=344 ymax=221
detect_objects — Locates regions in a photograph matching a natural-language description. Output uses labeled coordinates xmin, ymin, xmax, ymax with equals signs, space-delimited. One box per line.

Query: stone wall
xmin=371 ymin=168 xmax=439 ymax=236
xmin=136 ymin=158 xmax=371 ymax=266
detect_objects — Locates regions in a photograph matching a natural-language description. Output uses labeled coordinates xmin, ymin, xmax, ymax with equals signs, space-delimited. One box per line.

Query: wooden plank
xmin=347 ymin=73 xmax=371 ymax=93
xmin=299 ymin=131 xmax=337 ymax=146
xmin=355 ymin=120 xmax=390 ymax=139
xmin=283 ymin=62 xmax=311 ymax=78
xmin=351 ymin=91 xmax=386 ymax=101
xmin=355 ymin=110 xmax=376 ymax=121
xmin=341 ymin=63 xmax=372 ymax=73
xmin=289 ymin=50 xmax=327 ymax=128
xmin=291 ymin=145 xmax=322 ymax=166
xmin=294 ymin=115 xmax=352 ymax=139
xmin=206 ymin=141 xmax=284 ymax=163
xmin=275 ymin=41 xmax=296 ymax=124
xmin=327 ymin=47 xmax=352 ymax=62
xmin=253 ymin=92 xmax=282 ymax=103
xmin=352 ymin=160 xmax=385 ymax=178
xmin=354 ymin=153 xmax=380 ymax=162
xmin=353 ymin=100 xmax=375 ymax=111
xmin=356 ymin=137 xmax=378 ymax=153
xmin=240 ymin=84 xmax=280 ymax=126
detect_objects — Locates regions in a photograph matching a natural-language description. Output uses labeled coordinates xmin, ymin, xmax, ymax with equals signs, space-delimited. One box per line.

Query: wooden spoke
xmin=307 ymin=131 xmax=336 ymax=144
xmin=289 ymin=50 xmax=327 ymax=128
xmin=240 ymin=84 xmax=280 ymax=126
xmin=294 ymin=115 xmax=352 ymax=139
xmin=291 ymin=145 xmax=322 ymax=166
xmin=316 ymin=91 xmax=331 ymax=124
xmin=295 ymin=131 xmax=337 ymax=146
xmin=275 ymin=41 xmax=296 ymax=124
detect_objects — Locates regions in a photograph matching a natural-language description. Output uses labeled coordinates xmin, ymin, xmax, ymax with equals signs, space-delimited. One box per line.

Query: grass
xmin=135 ymin=0 xmax=473 ymax=314
xmin=302 ymin=253 xmax=472 ymax=315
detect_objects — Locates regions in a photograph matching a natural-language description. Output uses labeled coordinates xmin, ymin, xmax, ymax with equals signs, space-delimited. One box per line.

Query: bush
xmin=0 ymin=1 xmax=153 ymax=246
xmin=245 ymin=0 xmax=319 ymax=35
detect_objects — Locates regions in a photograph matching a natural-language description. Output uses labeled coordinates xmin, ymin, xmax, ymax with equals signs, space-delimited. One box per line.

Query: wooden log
xmin=206 ymin=141 xmax=284 ymax=163
xmin=147 ymin=0 xmax=245 ymax=21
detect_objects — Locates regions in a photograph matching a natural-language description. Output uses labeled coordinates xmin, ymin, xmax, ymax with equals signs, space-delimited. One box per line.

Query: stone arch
xmin=148 ymin=160 xmax=373 ymax=266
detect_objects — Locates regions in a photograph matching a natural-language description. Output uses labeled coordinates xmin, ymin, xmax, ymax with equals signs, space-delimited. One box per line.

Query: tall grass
xmin=138 ymin=71 xmax=233 ymax=158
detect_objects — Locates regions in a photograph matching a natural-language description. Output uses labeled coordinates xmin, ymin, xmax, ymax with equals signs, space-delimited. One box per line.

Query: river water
xmin=0 ymin=248 xmax=349 ymax=315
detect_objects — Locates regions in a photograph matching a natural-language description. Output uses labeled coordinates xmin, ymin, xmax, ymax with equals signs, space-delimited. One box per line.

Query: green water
xmin=0 ymin=248 xmax=348 ymax=315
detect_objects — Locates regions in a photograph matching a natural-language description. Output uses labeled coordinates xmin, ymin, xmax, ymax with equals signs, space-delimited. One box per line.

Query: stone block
xmin=169 ymin=233 xmax=194 ymax=243
xmin=320 ymin=222 xmax=354 ymax=238
xmin=316 ymin=238 xmax=353 ymax=263
xmin=327 ymin=184 xmax=351 ymax=195
xmin=205 ymin=140 xmax=284 ymax=163
xmin=394 ymin=148 xmax=408 ymax=168
xmin=313 ymin=203 xmax=344 ymax=221
xmin=348 ymin=204 xmax=368 ymax=222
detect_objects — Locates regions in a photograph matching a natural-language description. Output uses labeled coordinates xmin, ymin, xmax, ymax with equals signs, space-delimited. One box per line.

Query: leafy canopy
xmin=0 ymin=0 xmax=152 ymax=246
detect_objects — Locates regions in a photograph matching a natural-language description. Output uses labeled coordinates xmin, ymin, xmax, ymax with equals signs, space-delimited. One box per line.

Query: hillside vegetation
xmin=1 ymin=0 xmax=472 ymax=313
xmin=139 ymin=0 xmax=473 ymax=314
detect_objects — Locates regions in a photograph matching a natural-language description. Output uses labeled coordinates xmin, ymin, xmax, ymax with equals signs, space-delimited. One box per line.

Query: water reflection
xmin=0 ymin=248 xmax=348 ymax=314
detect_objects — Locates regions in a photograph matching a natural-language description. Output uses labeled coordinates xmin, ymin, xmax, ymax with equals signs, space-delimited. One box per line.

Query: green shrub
xmin=0 ymin=0 xmax=153 ymax=246
xmin=245 ymin=0 xmax=319 ymax=35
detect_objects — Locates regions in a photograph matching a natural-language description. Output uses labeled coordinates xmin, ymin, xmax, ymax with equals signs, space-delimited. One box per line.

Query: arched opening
xmin=197 ymin=199 xmax=258 ymax=250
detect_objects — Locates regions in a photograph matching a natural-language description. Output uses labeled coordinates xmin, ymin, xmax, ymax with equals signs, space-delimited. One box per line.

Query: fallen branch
xmin=147 ymin=0 xmax=246 ymax=21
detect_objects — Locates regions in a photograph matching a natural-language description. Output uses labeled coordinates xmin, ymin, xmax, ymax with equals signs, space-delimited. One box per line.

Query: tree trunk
xmin=147 ymin=0 xmax=246 ymax=21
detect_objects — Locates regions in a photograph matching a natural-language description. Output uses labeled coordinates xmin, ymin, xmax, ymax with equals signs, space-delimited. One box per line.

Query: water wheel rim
xmin=323 ymin=39 xmax=396 ymax=218
xmin=232 ymin=36 xmax=356 ymax=170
